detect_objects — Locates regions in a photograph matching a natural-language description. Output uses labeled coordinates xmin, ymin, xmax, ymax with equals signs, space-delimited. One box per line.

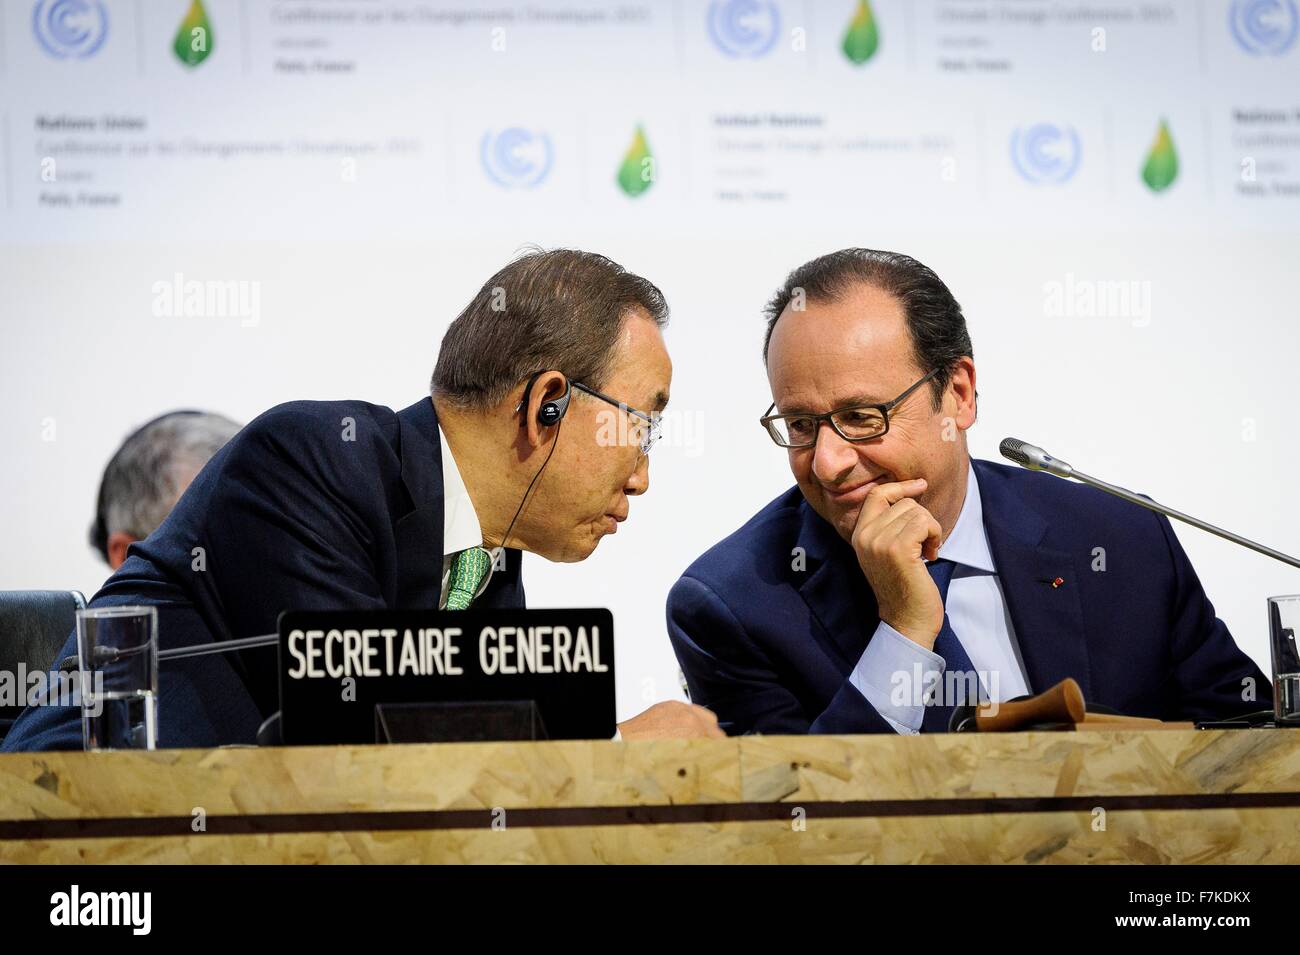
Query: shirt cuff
xmin=611 ymin=726 xmax=622 ymax=741
xmin=848 ymin=621 xmax=945 ymax=735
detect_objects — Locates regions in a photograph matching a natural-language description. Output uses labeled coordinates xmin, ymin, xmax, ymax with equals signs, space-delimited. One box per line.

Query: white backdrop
xmin=3 ymin=0 xmax=1298 ymax=719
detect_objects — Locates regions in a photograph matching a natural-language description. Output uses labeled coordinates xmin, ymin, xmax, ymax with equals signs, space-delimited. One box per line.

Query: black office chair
xmin=0 ymin=590 xmax=85 ymax=739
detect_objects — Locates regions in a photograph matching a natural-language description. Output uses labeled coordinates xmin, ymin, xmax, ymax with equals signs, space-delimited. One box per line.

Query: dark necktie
xmin=919 ymin=558 xmax=985 ymax=733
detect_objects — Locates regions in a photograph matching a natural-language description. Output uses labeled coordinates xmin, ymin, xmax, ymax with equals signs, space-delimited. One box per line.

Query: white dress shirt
xmin=847 ymin=462 xmax=1032 ymax=734
xmin=437 ymin=425 xmax=500 ymax=609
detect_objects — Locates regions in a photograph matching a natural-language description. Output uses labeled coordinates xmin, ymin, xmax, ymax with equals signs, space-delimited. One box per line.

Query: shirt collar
xmin=937 ymin=461 xmax=996 ymax=574
xmin=438 ymin=424 xmax=484 ymax=557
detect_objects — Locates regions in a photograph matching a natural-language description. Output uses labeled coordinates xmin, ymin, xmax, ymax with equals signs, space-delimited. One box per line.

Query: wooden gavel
xmin=969 ymin=677 xmax=1185 ymax=732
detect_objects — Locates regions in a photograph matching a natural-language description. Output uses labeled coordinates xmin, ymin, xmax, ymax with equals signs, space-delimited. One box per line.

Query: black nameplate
xmin=277 ymin=608 xmax=615 ymax=745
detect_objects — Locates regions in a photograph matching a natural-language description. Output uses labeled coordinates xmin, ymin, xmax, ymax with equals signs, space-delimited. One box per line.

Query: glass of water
xmin=1268 ymin=595 xmax=1300 ymax=725
xmin=76 ymin=606 xmax=158 ymax=750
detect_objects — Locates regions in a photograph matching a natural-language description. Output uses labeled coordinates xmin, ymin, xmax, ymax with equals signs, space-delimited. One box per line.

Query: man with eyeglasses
xmin=667 ymin=248 xmax=1268 ymax=736
xmin=5 ymin=249 xmax=721 ymax=750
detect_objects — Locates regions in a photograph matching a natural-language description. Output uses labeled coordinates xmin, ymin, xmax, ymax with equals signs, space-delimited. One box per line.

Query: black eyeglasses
xmin=573 ymin=382 xmax=662 ymax=456
xmin=760 ymin=369 xmax=940 ymax=449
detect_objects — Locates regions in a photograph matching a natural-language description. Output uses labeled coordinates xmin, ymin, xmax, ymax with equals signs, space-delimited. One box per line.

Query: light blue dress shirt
xmin=847 ymin=462 xmax=1032 ymax=734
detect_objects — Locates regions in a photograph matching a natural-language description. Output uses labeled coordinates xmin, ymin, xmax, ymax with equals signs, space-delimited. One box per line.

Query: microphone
xmin=997 ymin=437 xmax=1074 ymax=479
xmin=57 ymin=645 xmax=122 ymax=672
xmin=999 ymin=437 xmax=1300 ymax=571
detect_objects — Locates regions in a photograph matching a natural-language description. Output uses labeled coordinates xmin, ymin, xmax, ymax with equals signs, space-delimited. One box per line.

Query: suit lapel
xmin=393 ymin=397 xmax=445 ymax=609
xmin=794 ymin=502 xmax=879 ymax=668
xmin=973 ymin=460 xmax=1093 ymax=699
xmin=391 ymin=397 xmax=528 ymax=611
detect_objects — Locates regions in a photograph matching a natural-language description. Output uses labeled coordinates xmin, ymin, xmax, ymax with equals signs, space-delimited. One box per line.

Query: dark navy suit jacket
xmin=667 ymin=458 xmax=1269 ymax=735
xmin=3 ymin=397 xmax=525 ymax=751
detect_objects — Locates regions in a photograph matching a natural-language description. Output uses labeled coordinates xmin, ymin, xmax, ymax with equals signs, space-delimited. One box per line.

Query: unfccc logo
xmin=480 ymin=128 xmax=554 ymax=189
xmin=707 ymin=0 xmax=780 ymax=58
xmin=1010 ymin=123 xmax=1082 ymax=185
xmin=1230 ymin=0 xmax=1298 ymax=55
xmin=32 ymin=0 xmax=108 ymax=59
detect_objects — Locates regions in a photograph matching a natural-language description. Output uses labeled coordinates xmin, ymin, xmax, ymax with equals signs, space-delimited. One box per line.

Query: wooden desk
xmin=2 ymin=729 xmax=1298 ymax=863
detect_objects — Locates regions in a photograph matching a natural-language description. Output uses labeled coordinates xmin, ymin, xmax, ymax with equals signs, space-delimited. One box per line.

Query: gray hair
xmin=431 ymin=248 xmax=669 ymax=411
xmin=91 ymin=410 xmax=242 ymax=561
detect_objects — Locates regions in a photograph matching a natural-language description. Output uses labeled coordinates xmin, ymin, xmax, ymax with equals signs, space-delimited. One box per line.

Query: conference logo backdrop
xmin=841 ymin=0 xmax=880 ymax=65
xmin=173 ymin=0 xmax=214 ymax=67
xmin=1229 ymin=0 xmax=1299 ymax=55
xmin=1141 ymin=119 xmax=1179 ymax=193
xmin=480 ymin=128 xmax=554 ymax=189
xmin=31 ymin=0 xmax=108 ymax=59
xmin=1010 ymin=123 xmax=1082 ymax=185
xmin=707 ymin=0 xmax=780 ymax=58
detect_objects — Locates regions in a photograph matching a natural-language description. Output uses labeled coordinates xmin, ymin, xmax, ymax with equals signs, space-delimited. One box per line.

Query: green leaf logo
xmin=842 ymin=0 xmax=880 ymax=65
xmin=1141 ymin=119 xmax=1178 ymax=193
xmin=173 ymin=0 xmax=214 ymax=68
xmin=616 ymin=125 xmax=655 ymax=198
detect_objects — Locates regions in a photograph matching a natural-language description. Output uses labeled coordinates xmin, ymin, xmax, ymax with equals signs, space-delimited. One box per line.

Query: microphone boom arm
xmin=1069 ymin=468 xmax=1300 ymax=571
xmin=999 ymin=437 xmax=1300 ymax=571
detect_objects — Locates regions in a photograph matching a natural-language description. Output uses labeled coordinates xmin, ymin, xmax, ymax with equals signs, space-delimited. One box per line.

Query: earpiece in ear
xmin=535 ymin=377 xmax=572 ymax=427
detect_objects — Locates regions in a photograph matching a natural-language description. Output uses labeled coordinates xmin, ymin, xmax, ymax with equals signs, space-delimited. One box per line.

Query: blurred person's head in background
xmin=90 ymin=410 xmax=243 ymax=569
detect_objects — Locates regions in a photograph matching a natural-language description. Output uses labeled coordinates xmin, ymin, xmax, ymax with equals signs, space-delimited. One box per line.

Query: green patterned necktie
xmin=445 ymin=546 xmax=492 ymax=610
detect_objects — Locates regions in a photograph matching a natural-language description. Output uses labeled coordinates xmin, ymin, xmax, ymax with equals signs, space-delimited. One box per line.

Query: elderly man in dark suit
xmin=6 ymin=249 xmax=721 ymax=750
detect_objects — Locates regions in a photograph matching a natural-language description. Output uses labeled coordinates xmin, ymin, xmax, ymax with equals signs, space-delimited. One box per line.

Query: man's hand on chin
xmin=617 ymin=701 xmax=726 ymax=740
xmin=850 ymin=477 xmax=946 ymax=650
